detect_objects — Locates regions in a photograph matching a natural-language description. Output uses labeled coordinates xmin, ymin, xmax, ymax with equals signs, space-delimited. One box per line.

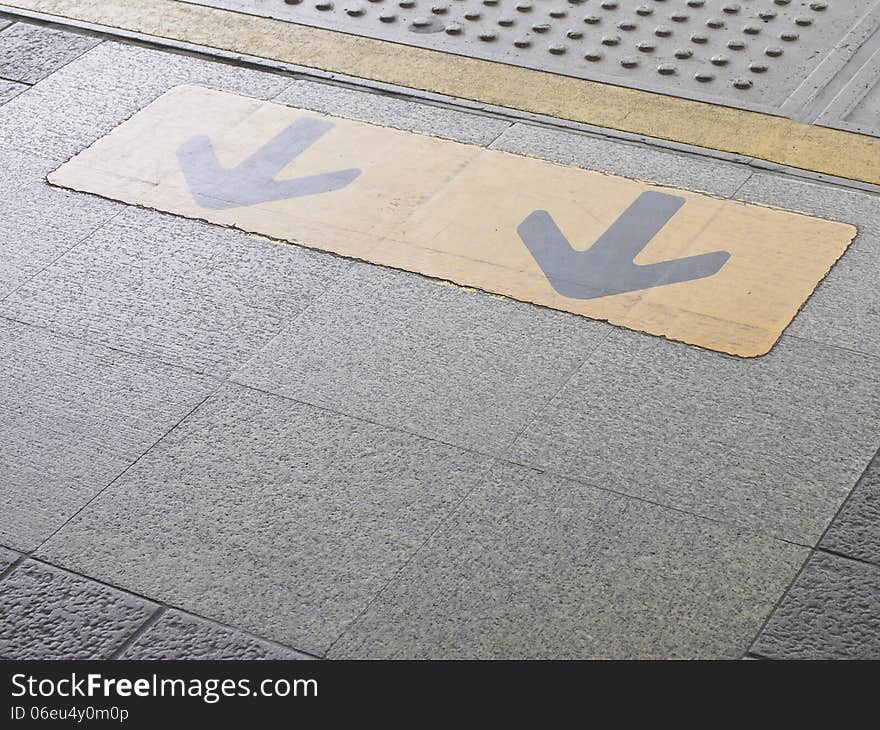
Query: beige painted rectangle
xmin=49 ymin=85 xmax=857 ymax=356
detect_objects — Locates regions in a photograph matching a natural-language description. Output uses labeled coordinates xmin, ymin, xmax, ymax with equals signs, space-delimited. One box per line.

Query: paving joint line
xmin=2 ymin=549 xmax=323 ymax=659
xmin=322 ymin=455 xmax=500 ymax=658
xmin=33 ymin=387 xmax=221 ymax=554
xmin=741 ymin=442 xmax=880 ymax=658
xmin=109 ymin=605 xmax=166 ymax=660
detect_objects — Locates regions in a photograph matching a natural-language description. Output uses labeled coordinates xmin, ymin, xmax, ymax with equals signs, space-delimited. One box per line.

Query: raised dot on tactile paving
xmin=584 ymin=49 xmax=603 ymax=61
xmin=445 ymin=23 xmax=462 ymax=33
xmin=780 ymin=31 xmax=799 ymax=41
xmin=315 ymin=1 xmax=333 ymax=9
xmin=400 ymin=0 xmax=414 ymax=6
xmin=695 ymin=71 xmax=714 ymax=82
xmin=379 ymin=12 xmax=397 ymax=21
xmin=810 ymin=1 xmax=827 ymax=9
xmin=618 ymin=20 xmax=637 ymax=30
xmin=743 ymin=25 xmax=761 ymax=35
xmin=687 ymin=0 xmax=705 ymax=6
xmin=515 ymin=2 xmax=532 ymax=10
xmin=766 ymin=46 xmax=783 ymax=56
xmin=345 ymin=4 xmax=365 ymax=15
xmin=670 ymin=12 xmax=688 ymax=22
xmin=601 ymin=34 xmax=620 ymax=45
xmin=637 ymin=41 xmax=655 ymax=52
xmin=498 ymin=17 xmax=514 ymax=26
xmin=691 ymin=33 xmax=708 ymax=43
xmin=795 ymin=17 xmax=813 ymax=26
xmin=749 ymin=62 xmax=768 ymax=72
xmin=549 ymin=44 xmax=567 ymax=54
xmin=711 ymin=55 xmax=729 ymax=65
xmin=657 ymin=63 xmax=676 ymax=74
xmin=550 ymin=9 xmax=567 ymax=18
xmin=706 ymin=18 xmax=725 ymax=28
xmin=620 ymin=57 xmax=638 ymax=68
xmin=655 ymin=26 xmax=672 ymax=37
xmin=584 ymin=15 xmax=601 ymax=24
xmin=464 ymin=10 xmax=480 ymax=19
xmin=727 ymin=39 xmax=745 ymax=50
xmin=533 ymin=23 xmax=551 ymax=33
xmin=432 ymin=4 xmax=447 ymax=14
xmin=479 ymin=31 xmax=497 ymax=41
xmin=600 ymin=1 xmax=618 ymax=8
xmin=636 ymin=5 xmax=654 ymax=16
xmin=284 ymin=0 xmax=302 ymax=5
xmin=733 ymin=78 xmax=752 ymax=89
xmin=674 ymin=48 xmax=692 ymax=58
xmin=759 ymin=10 xmax=777 ymax=20
xmin=514 ymin=37 xmax=531 ymax=46
xmin=722 ymin=3 xmax=740 ymax=13
xmin=567 ymin=29 xmax=583 ymax=39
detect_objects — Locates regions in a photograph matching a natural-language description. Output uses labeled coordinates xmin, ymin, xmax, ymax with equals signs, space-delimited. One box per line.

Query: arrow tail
xmin=238 ymin=117 xmax=335 ymax=180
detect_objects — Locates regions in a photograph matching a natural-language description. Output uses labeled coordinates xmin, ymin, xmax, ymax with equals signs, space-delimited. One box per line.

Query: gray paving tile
xmin=0 ymin=546 xmax=19 ymax=574
xmin=0 ymin=23 xmax=101 ymax=84
xmin=490 ymin=122 xmax=753 ymax=197
xmin=0 ymin=41 xmax=290 ymax=162
xmin=37 ymin=384 xmax=493 ymax=656
xmin=0 ymin=20 xmax=11 ymax=33
xmin=0 ymin=148 xmax=119 ymax=299
xmin=1 ymin=207 xmax=349 ymax=375
xmin=274 ymin=79 xmax=510 ymax=145
xmin=0 ymin=560 xmax=156 ymax=659
xmin=0 ymin=78 xmax=25 ymax=105
xmin=751 ymin=552 xmax=880 ymax=660
xmin=821 ymin=449 xmax=880 ymax=567
xmin=0 ymin=317 xmax=216 ymax=552
xmin=733 ymin=173 xmax=880 ymax=358
xmin=122 ymin=610 xmax=311 ymax=660
xmin=331 ymin=462 xmax=807 ymax=659
xmin=510 ymin=330 xmax=880 ymax=544
xmin=233 ymin=264 xmax=608 ymax=454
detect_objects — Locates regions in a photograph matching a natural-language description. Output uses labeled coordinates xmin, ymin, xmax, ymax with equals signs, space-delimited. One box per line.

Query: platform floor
xmin=0 ymin=12 xmax=878 ymax=659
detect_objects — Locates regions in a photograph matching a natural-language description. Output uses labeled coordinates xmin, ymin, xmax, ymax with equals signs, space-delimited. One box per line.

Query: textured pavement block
xmin=233 ymin=264 xmax=608 ymax=454
xmin=511 ymin=330 xmax=880 ymax=544
xmin=733 ymin=173 xmax=880 ymax=358
xmin=0 ymin=78 xmax=26 ymax=105
xmin=0 ymin=546 xmax=19 ymax=574
xmin=275 ymin=79 xmax=511 ymax=145
xmin=821 ymin=449 xmax=880 ymax=566
xmin=0 ymin=148 xmax=119 ymax=298
xmin=37 ymin=384 xmax=493 ymax=656
xmin=0 ymin=20 xmax=11 ymax=33
xmin=0 ymin=41 xmax=290 ymax=161
xmin=0 ymin=318 xmax=216 ymax=552
xmin=0 ymin=23 xmax=101 ymax=84
xmin=122 ymin=610 xmax=311 ymax=660
xmin=751 ymin=552 xmax=880 ymax=660
xmin=331 ymin=462 xmax=806 ymax=659
xmin=491 ymin=123 xmax=753 ymax=197
xmin=0 ymin=560 xmax=156 ymax=659
xmin=1 ymin=207 xmax=349 ymax=375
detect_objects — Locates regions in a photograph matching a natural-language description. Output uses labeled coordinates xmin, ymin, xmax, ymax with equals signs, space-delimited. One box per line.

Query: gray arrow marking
xmin=177 ymin=117 xmax=361 ymax=210
xmin=517 ymin=191 xmax=730 ymax=299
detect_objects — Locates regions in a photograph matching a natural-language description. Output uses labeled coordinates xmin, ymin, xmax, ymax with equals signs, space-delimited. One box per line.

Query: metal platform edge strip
xmin=5 ymin=0 xmax=880 ymax=186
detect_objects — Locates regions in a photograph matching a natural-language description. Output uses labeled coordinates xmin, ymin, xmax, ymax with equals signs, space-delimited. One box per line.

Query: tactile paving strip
xmin=186 ymin=0 xmax=879 ymax=112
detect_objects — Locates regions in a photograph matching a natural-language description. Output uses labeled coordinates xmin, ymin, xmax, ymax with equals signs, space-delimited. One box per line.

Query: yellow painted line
xmin=6 ymin=0 xmax=880 ymax=185
xmin=49 ymin=85 xmax=856 ymax=357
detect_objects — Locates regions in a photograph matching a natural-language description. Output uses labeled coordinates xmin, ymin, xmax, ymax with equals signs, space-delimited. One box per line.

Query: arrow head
xmin=177 ymin=118 xmax=361 ymax=209
xmin=518 ymin=192 xmax=730 ymax=299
